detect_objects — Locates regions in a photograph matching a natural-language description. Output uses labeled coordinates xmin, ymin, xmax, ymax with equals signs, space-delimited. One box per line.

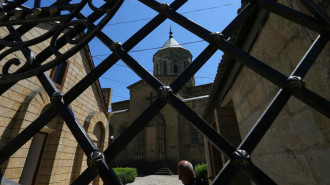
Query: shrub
xmin=195 ymin=163 xmax=208 ymax=185
xmin=113 ymin=167 xmax=137 ymax=184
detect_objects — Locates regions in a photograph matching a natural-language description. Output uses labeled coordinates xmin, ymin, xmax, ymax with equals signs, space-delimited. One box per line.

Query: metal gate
xmin=0 ymin=0 xmax=329 ymax=184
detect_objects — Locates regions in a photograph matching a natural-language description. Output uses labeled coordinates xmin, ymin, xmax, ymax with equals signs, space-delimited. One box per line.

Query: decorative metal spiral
xmin=0 ymin=0 xmax=123 ymax=84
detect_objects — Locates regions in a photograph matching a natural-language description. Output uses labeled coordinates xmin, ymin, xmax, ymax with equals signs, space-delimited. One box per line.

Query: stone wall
xmin=180 ymin=97 xmax=209 ymax=165
xmin=111 ymin=100 xmax=130 ymax=111
xmin=226 ymin=1 xmax=329 ymax=184
xmin=186 ymin=83 xmax=213 ymax=98
xmin=101 ymin=88 xmax=112 ymax=112
xmin=108 ymin=110 xmax=130 ymax=165
xmin=0 ymin=24 xmax=108 ymax=185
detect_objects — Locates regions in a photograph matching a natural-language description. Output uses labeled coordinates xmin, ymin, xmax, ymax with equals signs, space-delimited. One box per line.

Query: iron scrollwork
xmin=0 ymin=0 xmax=123 ymax=84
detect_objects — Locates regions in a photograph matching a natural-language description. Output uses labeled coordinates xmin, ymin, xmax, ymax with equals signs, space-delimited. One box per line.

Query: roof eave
xmin=202 ymin=5 xmax=270 ymax=122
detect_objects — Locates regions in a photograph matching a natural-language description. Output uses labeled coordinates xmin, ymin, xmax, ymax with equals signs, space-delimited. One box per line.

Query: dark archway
xmin=212 ymin=100 xmax=251 ymax=185
xmin=135 ymin=113 xmax=165 ymax=161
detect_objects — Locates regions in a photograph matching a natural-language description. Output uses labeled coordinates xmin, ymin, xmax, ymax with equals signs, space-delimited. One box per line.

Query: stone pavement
xmin=127 ymin=175 xmax=182 ymax=185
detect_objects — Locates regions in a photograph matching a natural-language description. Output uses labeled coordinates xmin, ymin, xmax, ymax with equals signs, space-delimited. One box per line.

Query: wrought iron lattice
xmin=0 ymin=0 xmax=329 ymax=184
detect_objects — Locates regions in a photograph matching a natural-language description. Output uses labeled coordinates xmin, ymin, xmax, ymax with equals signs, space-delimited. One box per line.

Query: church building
xmin=110 ymin=30 xmax=212 ymax=171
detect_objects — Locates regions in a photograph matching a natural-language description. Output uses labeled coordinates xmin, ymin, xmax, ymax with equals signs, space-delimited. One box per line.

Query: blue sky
xmin=23 ymin=0 xmax=241 ymax=104
xmin=91 ymin=0 xmax=241 ymax=104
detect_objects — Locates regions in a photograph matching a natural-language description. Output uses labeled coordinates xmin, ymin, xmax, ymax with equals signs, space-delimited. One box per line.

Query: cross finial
xmin=146 ymin=92 xmax=157 ymax=104
xmin=169 ymin=26 xmax=173 ymax=38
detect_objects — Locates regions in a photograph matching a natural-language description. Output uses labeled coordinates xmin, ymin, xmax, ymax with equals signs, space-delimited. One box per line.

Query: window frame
xmin=49 ymin=60 xmax=71 ymax=90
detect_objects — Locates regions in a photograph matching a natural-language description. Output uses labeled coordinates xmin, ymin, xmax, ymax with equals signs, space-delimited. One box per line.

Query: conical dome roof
xmin=161 ymin=37 xmax=183 ymax=49
xmin=160 ymin=27 xmax=183 ymax=49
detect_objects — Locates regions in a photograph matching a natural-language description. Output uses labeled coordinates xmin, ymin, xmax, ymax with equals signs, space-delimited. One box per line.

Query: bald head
xmin=177 ymin=160 xmax=194 ymax=171
xmin=177 ymin=160 xmax=195 ymax=184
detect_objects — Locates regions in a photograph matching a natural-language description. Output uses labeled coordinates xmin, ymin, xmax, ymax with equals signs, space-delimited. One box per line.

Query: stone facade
xmin=205 ymin=0 xmax=330 ymax=184
xmin=0 ymin=24 xmax=110 ymax=184
xmin=109 ymin=34 xmax=212 ymax=170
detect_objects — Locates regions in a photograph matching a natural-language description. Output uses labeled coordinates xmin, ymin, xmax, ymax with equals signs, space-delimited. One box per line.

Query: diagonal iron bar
xmin=168 ymin=94 xmax=277 ymax=184
xmin=32 ymin=36 xmax=122 ymax=185
xmin=0 ymin=1 xmax=329 ymax=185
xmin=257 ymin=0 xmax=329 ymax=34
xmin=38 ymin=61 xmax=122 ymax=184
xmin=139 ymin=0 xmax=330 ymax=118
xmin=72 ymin=98 xmax=167 ymax=184
xmin=213 ymin=34 xmax=328 ymax=184
xmin=169 ymin=94 xmax=236 ymax=158
xmin=64 ymin=0 xmax=188 ymax=105
xmin=0 ymin=0 xmax=105 ymax=93
xmin=219 ymin=39 xmax=330 ymax=118
xmin=240 ymin=34 xmax=329 ymax=153
xmin=222 ymin=3 xmax=256 ymax=39
xmin=72 ymin=1 xmax=189 ymax=183
xmin=170 ymin=44 xmax=217 ymax=93
xmin=0 ymin=15 xmax=122 ymax=184
xmin=56 ymin=102 xmax=122 ymax=185
xmin=0 ymin=0 xmax=122 ymax=85
xmin=0 ymin=106 xmax=58 ymax=164
xmin=113 ymin=45 xmax=164 ymax=90
xmin=213 ymin=160 xmax=277 ymax=185
xmin=300 ymin=0 xmax=330 ymax=23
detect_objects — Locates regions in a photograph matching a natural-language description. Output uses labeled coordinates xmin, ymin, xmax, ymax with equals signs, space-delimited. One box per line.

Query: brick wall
xmin=0 ymin=24 xmax=109 ymax=185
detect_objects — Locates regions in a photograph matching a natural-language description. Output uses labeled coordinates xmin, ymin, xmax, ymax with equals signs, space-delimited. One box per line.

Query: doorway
xmin=19 ymin=132 xmax=48 ymax=185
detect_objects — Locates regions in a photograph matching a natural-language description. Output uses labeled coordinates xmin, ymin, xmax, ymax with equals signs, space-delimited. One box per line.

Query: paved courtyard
xmin=127 ymin=175 xmax=182 ymax=185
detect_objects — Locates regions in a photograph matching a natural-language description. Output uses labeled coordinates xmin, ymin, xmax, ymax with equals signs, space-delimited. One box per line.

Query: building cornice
xmin=202 ymin=2 xmax=269 ymax=122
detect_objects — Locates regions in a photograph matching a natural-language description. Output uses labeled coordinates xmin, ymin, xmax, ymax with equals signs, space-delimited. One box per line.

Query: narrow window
xmin=50 ymin=60 xmax=70 ymax=89
xmin=190 ymin=126 xmax=200 ymax=144
xmin=184 ymin=61 xmax=188 ymax=69
xmin=156 ymin=64 xmax=159 ymax=75
xmin=163 ymin=61 xmax=167 ymax=75
xmin=173 ymin=61 xmax=178 ymax=74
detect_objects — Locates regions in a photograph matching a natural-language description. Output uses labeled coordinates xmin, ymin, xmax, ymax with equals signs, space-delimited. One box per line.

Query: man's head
xmin=177 ymin=160 xmax=196 ymax=185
